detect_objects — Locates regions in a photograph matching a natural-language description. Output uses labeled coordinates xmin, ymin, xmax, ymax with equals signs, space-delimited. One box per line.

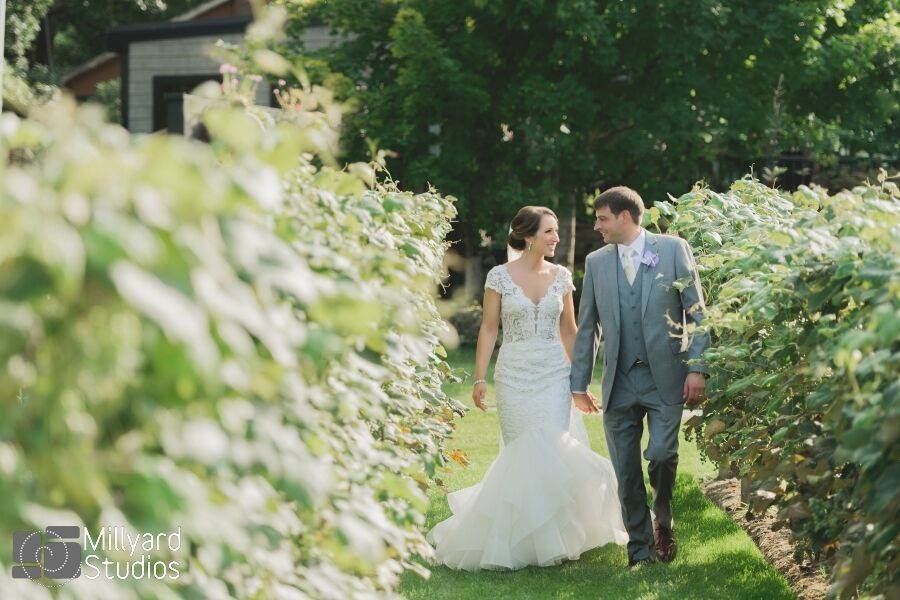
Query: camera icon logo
xmin=12 ymin=526 xmax=82 ymax=586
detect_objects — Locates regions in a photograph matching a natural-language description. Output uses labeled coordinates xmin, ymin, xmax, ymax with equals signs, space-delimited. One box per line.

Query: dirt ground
xmin=701 ymin=478 xmax=832 ymax=600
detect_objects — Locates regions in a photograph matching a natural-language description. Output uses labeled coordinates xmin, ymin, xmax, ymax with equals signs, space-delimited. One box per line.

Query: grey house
xmin=98 ymin=2 xmax=332 ymax=133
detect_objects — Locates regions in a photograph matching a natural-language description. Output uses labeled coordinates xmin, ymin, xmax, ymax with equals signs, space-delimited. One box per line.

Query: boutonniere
xmin=640 ymin=250 xmax=659 ymax=268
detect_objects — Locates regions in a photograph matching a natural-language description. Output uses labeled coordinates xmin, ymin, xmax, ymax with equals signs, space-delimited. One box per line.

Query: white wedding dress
xmin=427 ymin=263 xmax=628 ymax=571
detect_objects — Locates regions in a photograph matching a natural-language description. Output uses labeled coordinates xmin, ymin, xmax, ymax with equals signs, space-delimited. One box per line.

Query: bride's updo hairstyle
xmin=507 ymin=206 xmax=557 ymax=251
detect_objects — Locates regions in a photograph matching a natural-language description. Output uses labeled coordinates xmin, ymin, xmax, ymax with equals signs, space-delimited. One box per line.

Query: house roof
xmin=63 ymin=0 xmax=252 ymax=83
xmin=105 ymin=16 xmax=252 ymax=51
xmin=61 ymin=51 xmax=119 ymax=85
xmin=171 ymin=0 xmax=235 ymax=22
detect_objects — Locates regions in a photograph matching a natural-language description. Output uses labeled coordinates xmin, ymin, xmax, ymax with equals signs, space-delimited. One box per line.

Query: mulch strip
xmin=700 ymin=477 xmax=831 ymax=600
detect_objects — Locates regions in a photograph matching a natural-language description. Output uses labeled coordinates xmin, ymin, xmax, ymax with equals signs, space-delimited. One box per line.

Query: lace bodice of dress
xmin=484 ymin=264 xmax=576 ymax=344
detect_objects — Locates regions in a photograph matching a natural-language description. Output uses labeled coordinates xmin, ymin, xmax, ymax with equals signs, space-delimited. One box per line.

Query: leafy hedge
xmin=0 ymin=78 xmax=460 ymax=597
xmin=654 ymin=176 xmax=898 ymax=598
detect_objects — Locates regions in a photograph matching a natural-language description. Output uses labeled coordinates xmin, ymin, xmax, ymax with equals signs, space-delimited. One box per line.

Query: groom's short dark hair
xmin=593 ymin=186 xmax=645 ymax=224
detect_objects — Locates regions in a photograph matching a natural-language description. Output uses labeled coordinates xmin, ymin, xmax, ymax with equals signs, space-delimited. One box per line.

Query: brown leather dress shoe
xmin=628 ymin=556 xmax=656 ymax=569
xmin=653 ymin=521 xmax=677 ymax=562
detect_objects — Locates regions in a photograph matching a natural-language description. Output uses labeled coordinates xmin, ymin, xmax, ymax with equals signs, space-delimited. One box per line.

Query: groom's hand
xmin=573 ymin=392 xmax=601 ymax=414
xmin=683 ymin=373 xmax=706 ymax=407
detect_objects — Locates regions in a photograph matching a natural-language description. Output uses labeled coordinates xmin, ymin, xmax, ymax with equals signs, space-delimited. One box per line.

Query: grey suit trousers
xmin=603 ymin=362 xmax=681 ymax=562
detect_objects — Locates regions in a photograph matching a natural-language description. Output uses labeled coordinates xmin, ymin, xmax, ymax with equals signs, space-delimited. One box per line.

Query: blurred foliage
xmin=653 ymin=175 xmax=899 ymax=598
xmin=3 ymin=0 xmax=55 ymax=73
xmin=92 ymin=78 xmax=121 ymax=123
xmin=0 ymin=21 xmax=462 ymax=598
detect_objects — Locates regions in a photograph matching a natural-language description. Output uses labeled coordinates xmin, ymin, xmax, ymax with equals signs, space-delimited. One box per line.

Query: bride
xmin=427 ymin=206 xmax=628 ymax=571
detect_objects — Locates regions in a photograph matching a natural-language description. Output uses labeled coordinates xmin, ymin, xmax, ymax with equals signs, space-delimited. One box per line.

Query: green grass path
xmin=399 ymin=348 xmax=794 ymax=600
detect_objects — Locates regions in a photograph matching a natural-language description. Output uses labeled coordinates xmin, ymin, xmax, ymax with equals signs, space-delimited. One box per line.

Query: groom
xmin=570 ymin=186 xmax=709 ymax=568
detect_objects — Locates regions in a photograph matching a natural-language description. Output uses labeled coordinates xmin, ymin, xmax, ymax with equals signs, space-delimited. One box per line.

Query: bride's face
xmin=527 ymin=215 xmax=560 ymax=257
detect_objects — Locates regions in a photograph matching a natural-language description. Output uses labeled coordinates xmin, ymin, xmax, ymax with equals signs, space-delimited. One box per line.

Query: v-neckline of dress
xmin=503 ymin=263 xmax=561 ymax=307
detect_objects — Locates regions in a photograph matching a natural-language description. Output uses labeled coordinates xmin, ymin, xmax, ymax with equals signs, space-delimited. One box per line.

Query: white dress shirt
xmin=618 ymin=227 xmax=646 ymax=277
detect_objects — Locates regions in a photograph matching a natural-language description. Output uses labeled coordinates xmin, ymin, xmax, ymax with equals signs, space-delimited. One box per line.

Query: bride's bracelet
xmin=473 ymin=379 xmax=487 ymax=386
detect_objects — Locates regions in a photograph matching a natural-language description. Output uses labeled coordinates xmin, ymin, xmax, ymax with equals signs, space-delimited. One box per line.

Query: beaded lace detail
xmin=484 ymin=264 xmax=575 ymax=344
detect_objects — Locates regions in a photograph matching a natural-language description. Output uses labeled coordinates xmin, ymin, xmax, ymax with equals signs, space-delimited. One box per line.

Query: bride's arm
xmin=473 ymin=288 xmax=501 ymax=385
xmin=560 ymin=291 xmax=577 ymax=363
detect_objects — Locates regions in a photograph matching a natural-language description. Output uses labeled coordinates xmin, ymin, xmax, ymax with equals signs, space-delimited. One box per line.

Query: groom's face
xmin=593 ymin=206 xmax=631 ymax=244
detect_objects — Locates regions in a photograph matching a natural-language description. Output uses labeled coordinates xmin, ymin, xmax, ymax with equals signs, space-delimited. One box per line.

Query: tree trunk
xmin=462 ymin=226 xmax=483 ymax=303
xmin=464 ymin=253 xmax=483 ymax=302
xmin=43 ymin=16 xmax=54 ymax=72
xmin=556 ymin=192 xmax=577 ymax=272
xmin=740 ymin=475 xmax=752 ymax=504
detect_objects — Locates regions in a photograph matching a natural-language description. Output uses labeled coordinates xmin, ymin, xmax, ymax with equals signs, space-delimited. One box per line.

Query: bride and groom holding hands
xmin=427 ymin=186 xmax=710 ymax=571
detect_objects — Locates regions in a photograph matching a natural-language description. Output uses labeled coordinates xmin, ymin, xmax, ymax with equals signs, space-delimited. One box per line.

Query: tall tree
xmin=282 ymin=1 xmax=898 ymax=278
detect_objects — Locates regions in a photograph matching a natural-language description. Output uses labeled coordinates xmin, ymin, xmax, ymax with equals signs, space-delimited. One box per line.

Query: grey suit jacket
xmin=570 ymin=231 xmax=710 ymax=409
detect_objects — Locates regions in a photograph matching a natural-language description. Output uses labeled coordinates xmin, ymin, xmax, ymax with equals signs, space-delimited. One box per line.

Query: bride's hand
xmin=573 ymin=392 xmax=601 ymax=414
xmin=472 ymin=382 xmax=487 ymax=411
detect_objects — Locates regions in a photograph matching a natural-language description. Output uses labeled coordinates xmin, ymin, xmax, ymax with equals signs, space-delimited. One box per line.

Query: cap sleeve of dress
xmin=484 ymin=266 xmax=503 ymax=294
xmin=561 ymin=267 xmax=576 ymax=293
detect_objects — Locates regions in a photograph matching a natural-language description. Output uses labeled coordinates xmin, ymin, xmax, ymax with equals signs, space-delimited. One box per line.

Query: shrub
xmin=653 ymin=175 xmax=898 ymax=598
xmin=0 ymin=75 xmax=461 ymax=598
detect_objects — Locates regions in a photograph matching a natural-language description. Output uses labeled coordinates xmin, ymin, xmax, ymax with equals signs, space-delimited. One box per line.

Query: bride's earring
xmin=527 ymin=241 xmax=533 ymax=253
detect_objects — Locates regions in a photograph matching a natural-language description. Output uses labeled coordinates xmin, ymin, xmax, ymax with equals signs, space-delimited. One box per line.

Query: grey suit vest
xmin=617 ymin=252 xmax=649 ymax=372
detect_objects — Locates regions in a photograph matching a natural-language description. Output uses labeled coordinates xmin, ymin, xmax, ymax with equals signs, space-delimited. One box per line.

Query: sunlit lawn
xmin=399 ymin=347 xmax=794 ymax=600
